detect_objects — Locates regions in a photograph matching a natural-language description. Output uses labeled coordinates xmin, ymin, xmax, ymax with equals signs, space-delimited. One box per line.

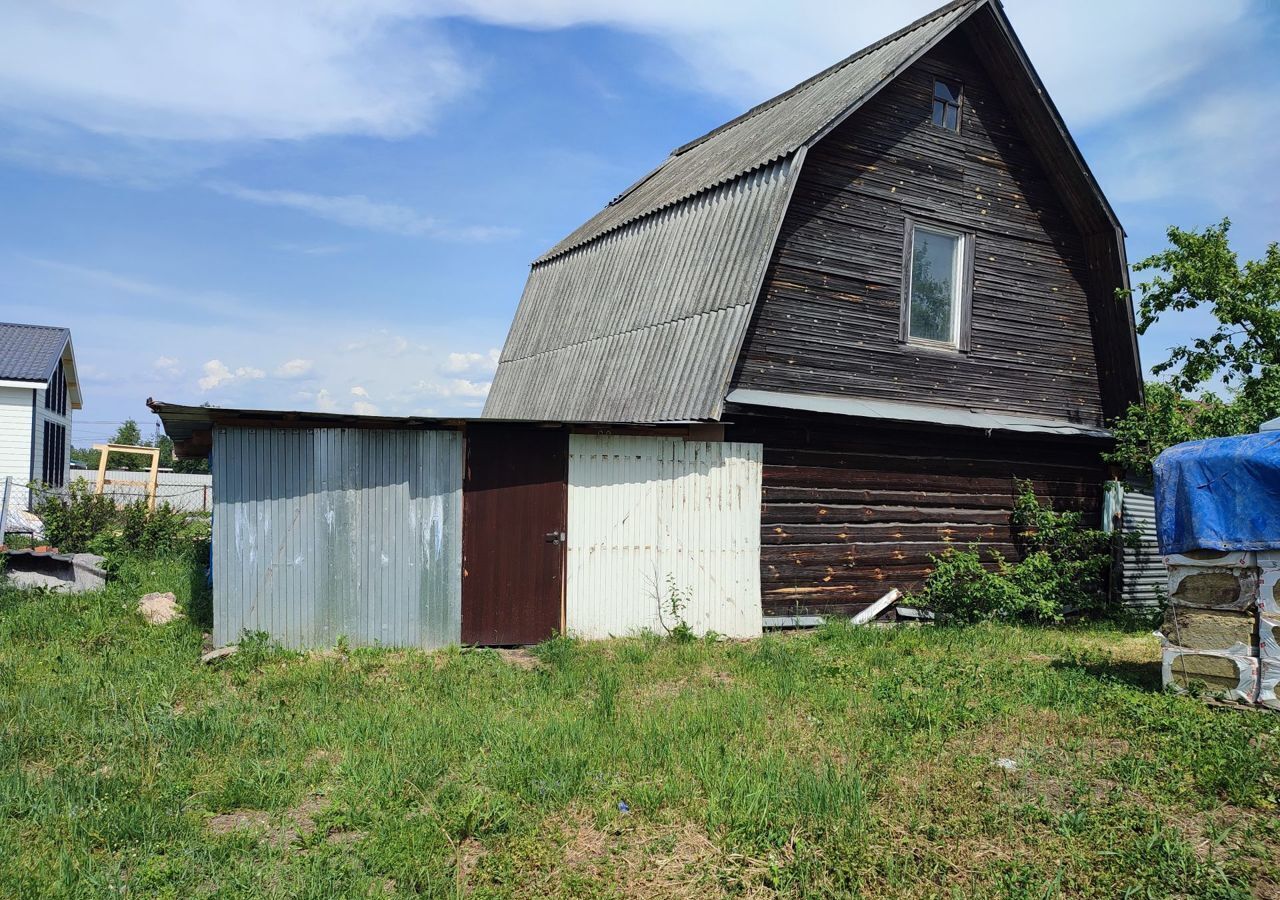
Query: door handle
xmin=545 ymin=531 xmax=566 ymax=545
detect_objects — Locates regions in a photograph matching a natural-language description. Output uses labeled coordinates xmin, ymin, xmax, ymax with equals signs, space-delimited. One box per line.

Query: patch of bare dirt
xmin=512 ymin=806 xmax=770 ymax=899
xmin=205 ymin=793 xmax=331 ymax=849
xmin=495 ymin=648 xmax=540 ymax=670
xmin=206 ymin=809 xmax=272 ymax=836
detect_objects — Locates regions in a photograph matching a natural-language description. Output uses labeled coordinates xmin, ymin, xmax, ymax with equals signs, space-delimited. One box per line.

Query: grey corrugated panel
xmin=536 ymin=2 xmax=976 ymax=262
xmin=1117 ymin=488 xmax=1165 ymax=609
xmin=485 ymin=159 xmax=794 ymax=423
xmin=211 ymin=426 xmax=462 ymax=650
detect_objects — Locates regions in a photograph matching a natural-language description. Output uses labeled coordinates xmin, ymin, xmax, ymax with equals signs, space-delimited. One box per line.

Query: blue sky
xmin=0 ymin=0 xmax=1276 ymax=447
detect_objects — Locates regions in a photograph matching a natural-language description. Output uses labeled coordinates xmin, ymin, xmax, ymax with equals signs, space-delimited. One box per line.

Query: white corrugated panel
xmin=566 ymin=434 xmax=762 ymax=639
xmin=69 ymin=469 xmax=214 ymax=511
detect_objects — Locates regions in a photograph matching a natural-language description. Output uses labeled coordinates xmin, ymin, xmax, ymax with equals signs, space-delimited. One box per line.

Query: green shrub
xmin=32 ymin=480 xmax=119 ymax=552
xmin=912 ymin=482 xmax=1113 ymax=625
xmin=33 ymin=482 xmax=207 ymax=558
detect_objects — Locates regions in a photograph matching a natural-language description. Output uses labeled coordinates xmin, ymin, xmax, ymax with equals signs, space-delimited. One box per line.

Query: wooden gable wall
xmin=732 ymin=29 xmax=1109 ymax=426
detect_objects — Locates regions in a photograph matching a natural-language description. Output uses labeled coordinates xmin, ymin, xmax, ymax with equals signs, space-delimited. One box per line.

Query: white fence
xmin=69 ymin=469 xmax=214 ymax=512
xmin=565 ymin=434 xmax=763 ymax=640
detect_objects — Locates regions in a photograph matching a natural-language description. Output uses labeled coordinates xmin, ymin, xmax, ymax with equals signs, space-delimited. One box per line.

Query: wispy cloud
xmin=0 ymin=3 xmax=475 ymax=143
xmin=209 ymin=183 xmax=516 ymax=241
xmin=275 ymin=359 xmax=314 ymax=379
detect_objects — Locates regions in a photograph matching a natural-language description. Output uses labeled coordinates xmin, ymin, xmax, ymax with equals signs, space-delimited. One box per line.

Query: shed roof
xmin=485 ymin=0 xmax=1140 ymax=425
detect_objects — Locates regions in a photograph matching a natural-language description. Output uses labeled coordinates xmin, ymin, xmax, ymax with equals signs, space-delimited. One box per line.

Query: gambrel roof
xmin=485 ymin=0 xmax=1140 ymax=423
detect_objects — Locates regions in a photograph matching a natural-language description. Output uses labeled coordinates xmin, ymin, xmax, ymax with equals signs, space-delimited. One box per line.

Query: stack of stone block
xmin=1160 ymin=549 xmax=1278 ymax=709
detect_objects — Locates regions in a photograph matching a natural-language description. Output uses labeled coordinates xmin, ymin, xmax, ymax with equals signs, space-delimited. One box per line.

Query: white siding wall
xmin=566 ymin=434 xmax=763 ymax=639
xmin=0 ymin=385 xmax=35 ymax=509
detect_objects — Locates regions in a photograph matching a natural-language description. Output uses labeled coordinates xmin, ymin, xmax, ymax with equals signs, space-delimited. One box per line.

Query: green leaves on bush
xmin=912 ymin=481 xmax=1113 ymax=625
xmin=33 ymin=480 xmax=208 ymax=557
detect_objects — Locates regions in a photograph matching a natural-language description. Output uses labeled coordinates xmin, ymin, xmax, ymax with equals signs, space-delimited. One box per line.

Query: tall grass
xmin=1 ymin=557 xmax=1276 ymax=897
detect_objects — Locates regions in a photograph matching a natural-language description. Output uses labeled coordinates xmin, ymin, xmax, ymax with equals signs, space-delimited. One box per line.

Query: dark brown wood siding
xmin=733 ymin=31 xmax=1108 ymax=427
xmin=725 ymin=407 xmax=1108 ymax=618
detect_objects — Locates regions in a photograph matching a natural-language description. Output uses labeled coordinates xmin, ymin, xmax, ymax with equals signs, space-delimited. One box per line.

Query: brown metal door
xmin=461 ymin=425 xmax=567 ymax=645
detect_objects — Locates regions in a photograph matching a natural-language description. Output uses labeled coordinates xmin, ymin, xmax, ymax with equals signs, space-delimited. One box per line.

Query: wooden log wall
xmin=733 ymin=30 xmax=1111 ymax=426
xmin=725 ymin=407 xmax=1109 ymax=618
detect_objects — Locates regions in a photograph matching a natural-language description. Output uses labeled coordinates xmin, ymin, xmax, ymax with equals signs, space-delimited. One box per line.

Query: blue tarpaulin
xmin=1153 ymin=432 xmax=1280 ymax=554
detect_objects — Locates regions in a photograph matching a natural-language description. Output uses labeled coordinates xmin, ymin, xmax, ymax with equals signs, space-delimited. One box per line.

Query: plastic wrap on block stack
xmin=1159 ymin=551 xmax=1260 ymax=702
xmin=1153 ymin=434 xmax=1280 ymax=708
xmin=1162 ymin=649 xmax=1258 ymax=702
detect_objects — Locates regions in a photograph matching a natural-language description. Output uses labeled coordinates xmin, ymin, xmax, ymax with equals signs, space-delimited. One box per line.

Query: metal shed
xmin=149 ymin=401 xmax=763 ymax=649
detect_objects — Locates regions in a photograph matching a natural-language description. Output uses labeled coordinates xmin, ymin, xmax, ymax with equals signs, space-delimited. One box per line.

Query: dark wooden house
xmin=484 ymin=0 xmax=1143 ymax=619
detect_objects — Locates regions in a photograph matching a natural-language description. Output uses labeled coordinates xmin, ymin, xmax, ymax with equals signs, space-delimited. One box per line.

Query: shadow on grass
xmin=186 ymin=542 xmax=213 ymax=631
xmin=1050 ymin=656 xmax=1163 ymax=692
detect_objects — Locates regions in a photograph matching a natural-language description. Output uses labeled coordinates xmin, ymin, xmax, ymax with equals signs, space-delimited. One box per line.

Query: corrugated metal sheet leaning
xmin=1112 ymin=488 xmax=1165 ymax=610
xmin=212 ymin=426 xmax=463 ymax=650
xmin=566 ymin=435 xmax=762 ymax=639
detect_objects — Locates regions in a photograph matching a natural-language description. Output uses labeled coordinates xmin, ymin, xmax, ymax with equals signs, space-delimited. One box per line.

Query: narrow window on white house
xmin=931 ymin=79 xmax=961 ymax=131
xmin=903 ymin=223 xmax=970 ymax=349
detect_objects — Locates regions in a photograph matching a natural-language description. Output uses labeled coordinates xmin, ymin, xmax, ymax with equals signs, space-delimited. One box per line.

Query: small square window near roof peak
xmin=932 ymin=79 xmax=961 ymax=131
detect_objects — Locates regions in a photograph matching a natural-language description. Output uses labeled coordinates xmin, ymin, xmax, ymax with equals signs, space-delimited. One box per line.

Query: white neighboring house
xmin=0 ymin=322 xmax=81 ymax=511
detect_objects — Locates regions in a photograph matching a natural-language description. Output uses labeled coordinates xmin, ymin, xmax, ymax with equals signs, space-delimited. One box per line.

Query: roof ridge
xmin=667 ymin=0 xmax=982 ymax=159
xmin=0 ymin=322 xmax=70 ymax=331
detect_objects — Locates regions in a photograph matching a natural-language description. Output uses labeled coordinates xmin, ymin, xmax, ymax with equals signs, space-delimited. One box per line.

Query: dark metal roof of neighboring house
xmin=0 ymin=322 xmax=71 ymax=382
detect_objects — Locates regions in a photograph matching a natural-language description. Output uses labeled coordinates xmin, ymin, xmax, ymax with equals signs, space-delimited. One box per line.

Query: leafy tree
xmin=1105 ymin=381 xmax=1273 ymax=477
xmin=1134 ymin=219 xmax=1280 ymax=394
xmin=1107 ymin=220 xmax=1280 ymax=476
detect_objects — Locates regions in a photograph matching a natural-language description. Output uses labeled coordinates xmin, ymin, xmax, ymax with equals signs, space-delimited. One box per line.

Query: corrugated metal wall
xmin=566 ymin=435 xmax=763 ymax=639
xmin=1117 ymin=488 xmax=1166 ymax=610
xmin=212 ymin=427 xmax=462 ymax=649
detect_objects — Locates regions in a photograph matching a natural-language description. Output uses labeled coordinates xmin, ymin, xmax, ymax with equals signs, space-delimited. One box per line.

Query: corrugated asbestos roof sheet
xmin=487 ymin=1 xmax=983 ymax=423
xmin=485 ymin=158 xmax=797 ymax=422
xmin=0 ymin=322 xmax=70 ymax=382
xmin=537 ymin=0 xmax=977 ymax=263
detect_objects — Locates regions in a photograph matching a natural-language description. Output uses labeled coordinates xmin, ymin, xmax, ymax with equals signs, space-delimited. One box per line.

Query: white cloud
xmin=153 ymin=355 xmax=182 ymax=377
xmin=210 ymin=183 xmax=515 ymax=241
xmin=352 ymin=400 xmax=381 ymax=416
xmin=418 ymin=378 xmax=492 ymax=399
xmin=0 ymin=2 xmax=474 ymax=142
xmin=351 ymin=386 xmax=370 ymax=398
xmin=198 ymin=360 xmax=233 ymax=391
xmin=275 ymin=358 xmax=314 ymax=379
xmin=441 ymin=349 xmax=502 ymax=374
xmin=315 ymin=389 xmax=338 ymax=412
xmin=197 ymin=359 xmax=265 ymax=391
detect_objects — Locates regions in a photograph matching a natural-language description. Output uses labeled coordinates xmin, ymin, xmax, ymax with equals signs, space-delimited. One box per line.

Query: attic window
xmin=931 ymin=79 xmax=961 ymax=131
xmin=900 ymin=218 xmax=973 ymax=351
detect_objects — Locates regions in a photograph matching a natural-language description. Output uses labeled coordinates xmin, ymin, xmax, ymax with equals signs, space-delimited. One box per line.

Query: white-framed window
xmin=900 ymin=219 xmax=973 ymax=351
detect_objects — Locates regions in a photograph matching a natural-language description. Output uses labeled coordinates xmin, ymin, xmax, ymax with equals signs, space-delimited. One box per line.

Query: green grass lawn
xmin=2 ymin=555 xmax=1278 ymax=899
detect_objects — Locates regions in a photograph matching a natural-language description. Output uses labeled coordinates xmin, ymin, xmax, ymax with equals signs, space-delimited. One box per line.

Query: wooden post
xmin=147 ymin=449 xmax=160 ymax=511
xmin=94 ymin=444 xmax=109 ymax=495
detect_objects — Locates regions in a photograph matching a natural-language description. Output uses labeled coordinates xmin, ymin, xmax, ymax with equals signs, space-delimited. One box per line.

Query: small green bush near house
xmin=913 ymin=482 xmax=1115 ymax=625
xmin=32 ymin=479 xmax=208 ymax=557
xmin=2 ymin=553 xmax=1278 ymax=897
